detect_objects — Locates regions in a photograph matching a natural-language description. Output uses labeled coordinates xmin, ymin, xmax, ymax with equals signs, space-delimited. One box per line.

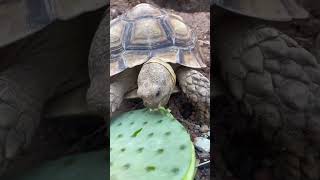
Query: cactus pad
xmin=110 ymin=108 xmax=196 ymax=180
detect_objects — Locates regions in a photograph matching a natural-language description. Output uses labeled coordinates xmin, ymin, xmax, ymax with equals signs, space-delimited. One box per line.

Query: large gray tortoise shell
xmin=110 ymin=3 xmax=206 ymax=76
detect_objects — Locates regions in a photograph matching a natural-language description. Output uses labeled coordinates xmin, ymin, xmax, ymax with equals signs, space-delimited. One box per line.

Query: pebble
xmin=110 ymin=8 xmax=121 ymax=19
xmin=194 ymin=137 xmax=210 ymax=153
xmin=200 ymin=125 xmax=209 ymax=133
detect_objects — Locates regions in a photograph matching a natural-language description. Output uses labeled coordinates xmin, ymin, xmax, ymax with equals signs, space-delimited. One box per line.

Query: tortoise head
xmin=137 ymin=58 xmax=176 ymax=109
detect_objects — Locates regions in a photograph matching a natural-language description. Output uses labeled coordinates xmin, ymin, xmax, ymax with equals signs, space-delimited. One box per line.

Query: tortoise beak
xmin=143 ymin=101 xmax=159 ymax=109
xmin=137 ymin=87 xmax=156 ymax=108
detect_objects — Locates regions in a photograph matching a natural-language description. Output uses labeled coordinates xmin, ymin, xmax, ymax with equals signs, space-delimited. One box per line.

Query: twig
xmin=178 ymin=118 xmax=198 ymax=127
xmin=196 ymin=160 xmax=210 ymax=168
xmin=198 ymin=40 xmax=210 ymax=46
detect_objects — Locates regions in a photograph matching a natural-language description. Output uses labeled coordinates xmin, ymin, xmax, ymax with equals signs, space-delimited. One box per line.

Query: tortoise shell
xmin=110 ymin=3 xmax=206 ymax=76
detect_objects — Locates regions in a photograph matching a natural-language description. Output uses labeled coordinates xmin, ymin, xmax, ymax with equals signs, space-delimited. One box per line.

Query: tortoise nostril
xmin=156 ymin=90 xmax=160 ymax=97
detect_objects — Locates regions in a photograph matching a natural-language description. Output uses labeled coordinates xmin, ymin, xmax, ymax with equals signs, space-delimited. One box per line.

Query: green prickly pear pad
xmin=110 ymin=108 xmax=196 ymax=180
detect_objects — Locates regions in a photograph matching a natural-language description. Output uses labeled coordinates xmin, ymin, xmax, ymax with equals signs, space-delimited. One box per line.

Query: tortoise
xmin=211 ymin=1 xmax=320 ymax=179
xmin=107 ymin=3 xmax=210 ymax=120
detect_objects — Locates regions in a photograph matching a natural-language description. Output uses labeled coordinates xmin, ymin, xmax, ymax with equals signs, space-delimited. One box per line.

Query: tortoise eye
xmin=156 ymin=90 xmax=160 ymax=97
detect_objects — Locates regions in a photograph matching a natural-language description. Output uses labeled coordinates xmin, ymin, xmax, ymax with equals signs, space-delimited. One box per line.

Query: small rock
xmin=194 ymin=137 xmax=210 ymax=153
xmin=200 ymin=125 xmax=209 ymax=133
xmin=203 ymin=134 xmax=209 ymax=138
xmin=110 ymin=8 xmax=121 ymax=19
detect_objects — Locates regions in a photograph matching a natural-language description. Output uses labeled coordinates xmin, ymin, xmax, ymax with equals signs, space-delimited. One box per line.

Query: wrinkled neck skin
xmin=137 ymin=62 xmax=175 ymax=109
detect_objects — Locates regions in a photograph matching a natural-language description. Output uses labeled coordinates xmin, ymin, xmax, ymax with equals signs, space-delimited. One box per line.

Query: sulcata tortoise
xmin=108 ymin=3 xmax=210 ymax=121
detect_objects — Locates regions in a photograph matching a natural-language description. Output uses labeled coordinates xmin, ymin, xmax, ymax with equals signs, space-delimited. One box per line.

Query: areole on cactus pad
xmin=110 ymin=108 xmax=196 ymax=180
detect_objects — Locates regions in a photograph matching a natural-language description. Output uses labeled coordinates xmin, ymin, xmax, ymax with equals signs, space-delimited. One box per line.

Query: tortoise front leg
xmin=88 ymin=70 xmax=137 ymax=117
xmin=110 ymin=68 xmax=138 ymax=116
xmin=177 ymin=67 xmax=210 ymax=122
xmin=110 ymin=81 xmax=126 ymax=114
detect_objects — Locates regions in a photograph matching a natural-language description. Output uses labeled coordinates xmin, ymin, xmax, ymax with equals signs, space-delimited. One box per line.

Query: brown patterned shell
xmin=110 ymin=3 xmax=206 ymax=77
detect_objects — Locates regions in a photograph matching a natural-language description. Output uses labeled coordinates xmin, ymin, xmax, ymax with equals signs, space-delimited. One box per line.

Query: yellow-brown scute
xmin=126 ymin=3 xmax=162 ymax=20
xmin=130 ymin=18 xmax=167 ymax=46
